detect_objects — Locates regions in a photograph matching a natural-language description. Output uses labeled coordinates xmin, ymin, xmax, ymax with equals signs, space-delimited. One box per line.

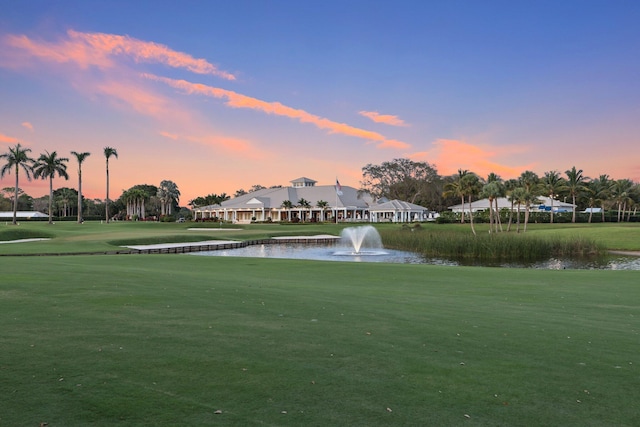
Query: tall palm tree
xmin=565 ymin=166 xmax=587 ymax=223
xmin=611 ymin=179 xmax=634 ymax=222
xmin=503 ymin=178 xmax=519 ymax=232
xmin=104 ymin=147 xmax=118 ymax=223
xmin=509 ymin=187 xmax=526 ymax=233
xmin=71 ymin=151 xmax=91 ymax=223
xmin=518 ymin=171 xmax=540 ymax=230
xmin=0 ymin=143 xmax=35 ymax=225
xmin=443 ymin=169 xmax=469 ymax=224
xmin=541 ymin=171 xmax=567 ymax=224
xmin=33 ymin=151 xmax=69 ymax=224
xmin=157 ymin=180 xmax=181 ymax=216
xmin=122 ymin=187 xmax=147 ymax=220
xmin=586 ymin=175 xmax=612 ymax=223
xmin=483 ymin=173 xmax=503 ymax=233
xmin=460 ymin=172 xmax=481 ymax=236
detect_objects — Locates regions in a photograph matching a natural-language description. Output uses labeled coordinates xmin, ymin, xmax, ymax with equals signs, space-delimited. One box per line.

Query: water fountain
xmin=336 ymin=225 xmax=388 ymax=256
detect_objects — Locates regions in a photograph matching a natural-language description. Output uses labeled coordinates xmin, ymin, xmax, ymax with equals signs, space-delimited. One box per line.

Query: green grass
xmin=1 ymin=255 xmax=639 ymax=426
xmin=380 ymin=226 xmax=606 ymax=261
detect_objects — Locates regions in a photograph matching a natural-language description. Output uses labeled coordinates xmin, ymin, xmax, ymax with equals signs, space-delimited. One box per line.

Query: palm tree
xmin=104 ymin=147 xmax=118 ymax=223
xmin=0 ymin=143 xmax=35 ymax=225
xmin=460 ymin=172 xmax=482 ymax=236
xmin=518 ymin=171 xmax=540 ymax=231
xmin=482 ymin=173 xmax=504 ymax=233
xmin=122 ymin=187 xmax=147 ymax=220
xmin=157 ymin=180 xmax=181 ymax=216
xmin=55 ymin=187 xmax=77 ymax=217
xmin=297 ymin=198 xmax=311 ymax=222
xmin=509 ymin=187 xmax=526 ymax=233
xmin=541 ymin=171 xmax=567 ymax=224
xmin=280 ymin=200 xmax=293 ymax=221
xmin=611 ymin=179 xmax=634 ymax=222
xmin=565 ymin=166 xmax=587 ymax=223
xmin=586 ymin=175 xmax=613 ymax=223
xmin=443 ymin=169 xmax=469 ymax=224
xmin=33 ymin=151 xmax=70 ymax=224
xmin=521 ymin=190 xmax=540 ymax=232
xmin=503 ymin=178 xmax=519 ymax=232
xmin=316 ymin=200 xmax=329 ymax=222
xmin=71 ymin=151 xmax=90 ymax=223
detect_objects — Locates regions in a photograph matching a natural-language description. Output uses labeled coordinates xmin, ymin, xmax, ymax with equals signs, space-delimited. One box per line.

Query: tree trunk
xmin=105 ymin=161 xmax=110 ymax=223
xmin=468 ymin=195 xmax=476 ymax=236
xmin=489 ymin=197 xmax=493 ymax=234
xmin=12 ymin=168 xmax=19 ymax=225
xmin=77 ymin=167 xmax=83 ymax=223
xmin=48 ymin=177 xmax=53 ymax=224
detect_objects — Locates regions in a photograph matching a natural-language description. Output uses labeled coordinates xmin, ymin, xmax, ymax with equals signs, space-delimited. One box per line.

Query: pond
xmin=188 ymin=242 xmax=640 ymax=270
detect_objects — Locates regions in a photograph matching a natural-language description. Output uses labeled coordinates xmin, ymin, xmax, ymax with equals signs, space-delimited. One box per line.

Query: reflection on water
xmin=190 ymin=243 xmax=425 ymax=264
xmin=189 ymin=243 xmax=640 ymax=270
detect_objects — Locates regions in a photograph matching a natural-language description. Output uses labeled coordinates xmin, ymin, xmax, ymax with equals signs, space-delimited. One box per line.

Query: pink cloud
xmin=21 ymin=122 xmax=34 ymax=131
xmin=411 ymin=139 xmax=535 ymax=179
xmin=2 ymin=30 xmax=235 ymax=80
xmin=145 ymin=74 xmax=410 ymax=149
xmin=359 ymin=111 xmax=408 ymax=127
xmin=0 ymin=133 xmax=18 ymax=143
xmin=94 ymin=79 xmax=174 ymax=118
xmin=159 ymin=131 xmax=179 ymax=140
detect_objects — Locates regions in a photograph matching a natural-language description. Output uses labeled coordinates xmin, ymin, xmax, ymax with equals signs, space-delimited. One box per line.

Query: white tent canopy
xmin=0 ymin=211 xmax=48 ymax=219
xmin=448 ymin=197 xmax=576 ymax=213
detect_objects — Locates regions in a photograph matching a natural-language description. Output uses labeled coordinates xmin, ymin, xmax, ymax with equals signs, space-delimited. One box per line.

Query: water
xmin=189 ymin=225 xmax=640 ymax=270
xmin=190 ymin=243 xmax=425 ymax=264
xmin=189 ymin=243 xmax=640 ymax=270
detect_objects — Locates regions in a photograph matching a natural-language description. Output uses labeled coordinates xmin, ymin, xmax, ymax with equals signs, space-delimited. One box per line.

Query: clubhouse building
xmin=192 ymin=177 xmax=435 ymax=223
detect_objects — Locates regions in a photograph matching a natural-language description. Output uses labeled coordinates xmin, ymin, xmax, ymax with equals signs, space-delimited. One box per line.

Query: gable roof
xmin=214 ymin=184 xmax=373 ymax=209
xmin=0 ymin=211 xmax=49 ymax=218
xmin=369 ymin=200 xmax=429 ymax=212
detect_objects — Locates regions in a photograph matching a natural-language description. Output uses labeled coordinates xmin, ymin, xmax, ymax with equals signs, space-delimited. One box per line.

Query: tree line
xmin=3 ymin=144 xmax=638 ymax=227
xmin=361 ymin=158 xmax=639 ymax=232
xmin=0 ymin=143 xmax=182 ymax=224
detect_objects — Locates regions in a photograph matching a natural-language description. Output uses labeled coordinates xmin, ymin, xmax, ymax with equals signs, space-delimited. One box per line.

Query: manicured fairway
xmin=1 ymin=255 xmax=639 ymax=426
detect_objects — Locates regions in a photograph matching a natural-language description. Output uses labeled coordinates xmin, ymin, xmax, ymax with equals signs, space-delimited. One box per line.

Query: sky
xmin=1 ymin=0 xmax=639 ymax=205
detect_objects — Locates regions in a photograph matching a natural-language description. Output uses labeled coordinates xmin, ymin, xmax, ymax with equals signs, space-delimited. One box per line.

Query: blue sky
xmin=1 ymin=0 xmax=639 ymax=202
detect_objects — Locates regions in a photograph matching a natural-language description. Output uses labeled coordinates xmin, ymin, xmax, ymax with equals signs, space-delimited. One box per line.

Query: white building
xmin=192 ymin=177 xmax=435 ymax=223
xmin=448 ymin=196 xmax=576 ymax=213
xmin=0 ymin=211 xmax=49 ymax=219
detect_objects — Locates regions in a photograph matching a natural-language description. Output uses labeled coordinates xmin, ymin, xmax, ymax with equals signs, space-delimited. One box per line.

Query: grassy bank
xmin=1 ymin=255 xmax=639 ymax=426
xmin=380 ymin=226 xmax=606 ymax=261
xmin=1 ymin=221 xmax=639 ymax=256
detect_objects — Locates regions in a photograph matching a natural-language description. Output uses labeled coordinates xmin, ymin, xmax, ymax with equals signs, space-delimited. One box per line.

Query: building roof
xmin=193 ymin=183 xmax=374 ymax=211
xmin=448 ymin=196 xmax=576 ymax=212
xmin=0 ymin=211 xmax=49 ymax=218
xmin=369 ymin=200 xmax=429 ymax=212
xmin=290 ymin=177 xmax=317 ymax=186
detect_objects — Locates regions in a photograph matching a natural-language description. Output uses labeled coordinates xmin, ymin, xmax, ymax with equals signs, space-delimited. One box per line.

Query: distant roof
xmin=369 ymin=200 xmax=429 ymax=212
xmin=290 ymin=177 xmax=317 ymax=184
xmin=0 ymin=211 xmax=48 ymax=218
xmin=448 ymin=197 xmax=576 ymax=211
xmin=193 ymin=183 xmax=375 ymax=211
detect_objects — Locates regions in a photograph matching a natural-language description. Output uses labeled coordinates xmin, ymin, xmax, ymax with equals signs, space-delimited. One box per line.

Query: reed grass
xmin=379 ymin=227 xmax=606 ymax=261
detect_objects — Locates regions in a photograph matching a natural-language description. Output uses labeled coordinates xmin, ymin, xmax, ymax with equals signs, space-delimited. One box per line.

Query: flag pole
xmin=335 ymin=177 xmax=343 ymax=224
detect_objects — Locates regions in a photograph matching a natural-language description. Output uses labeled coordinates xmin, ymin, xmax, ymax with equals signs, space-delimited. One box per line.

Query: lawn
xmin=1 ymin=221 xmax=639 ymax=425
xmin=1 ymin=254 xmax=639 ymax=426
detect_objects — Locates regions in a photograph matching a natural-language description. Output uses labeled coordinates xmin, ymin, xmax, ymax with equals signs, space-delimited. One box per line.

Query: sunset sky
xmin=1 ymin=0 xmax=639 ymax=205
